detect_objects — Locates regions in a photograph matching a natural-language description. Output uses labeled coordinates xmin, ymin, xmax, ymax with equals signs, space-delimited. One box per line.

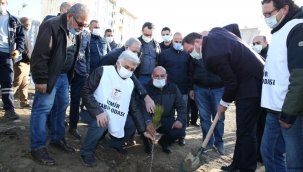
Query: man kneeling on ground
xmin=141 ymin=66 xmax=187 ymax=154
xmin=80 ymin=50 xmax=155 ymax=166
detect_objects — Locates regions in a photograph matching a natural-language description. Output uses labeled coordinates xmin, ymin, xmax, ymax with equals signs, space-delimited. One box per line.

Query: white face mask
xmin=190 ymin=43 xmax=202 ymax=60
xmin=252 ymin=45 xmax=263 ymax=53
xmin=142 ymin=35 xmax=152 ymax=43
xmin=106 ymin=37 xmax=114 ymax=43
xmin=153 ymin=78 xmax=166 ymax=88
xmin=265 ymin=10 xmax=284 ymax=29
xmin=0 ymin=5 xmax=7 ymax=15
xmin=118 ymin=62 xmax=133 ymax=79
xmin=92 ymin=28 xmax=101 ymax=36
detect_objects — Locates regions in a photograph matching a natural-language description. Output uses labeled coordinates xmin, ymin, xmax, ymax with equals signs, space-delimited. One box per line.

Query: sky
xmin=7 ymin=0 xmax=303 ymax=43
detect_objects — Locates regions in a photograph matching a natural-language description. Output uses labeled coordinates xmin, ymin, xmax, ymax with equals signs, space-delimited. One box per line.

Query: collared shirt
xmin=140 ymin=40 xmax=156 ymax=75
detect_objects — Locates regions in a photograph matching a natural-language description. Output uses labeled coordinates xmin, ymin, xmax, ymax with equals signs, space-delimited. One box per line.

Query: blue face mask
xmin=68 ymin=17 xmax=81 ymax=35
xmin=173 ymin=42 xmax=183 ymax=50
xmin=162 ymin=35 xmax=171 ymax=42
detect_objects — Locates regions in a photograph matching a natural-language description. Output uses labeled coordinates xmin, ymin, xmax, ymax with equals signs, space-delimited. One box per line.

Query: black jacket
xmin=136 ymin=36 xmax=161 ymax=78
xmin=158 ymin=47 xmax=190 ymax=94
xmin=189 ymin=58 xmax=224 ymax=90
xmin=31 ymin=13 xmax=81 ymax=93
xmin=159 ymin=41 xmax=172 ymax=52
xmin=260 ymin=44 xmax=268 ymax=59
xmin=203 ymin=24 xmax=264 ymax=102
xmin=98 ymin=46 xmax=148 ymax=99
xmin=81 ymin=66 xmax=146 ymax=134
xmin=20 ymin=28 xmax=32 ymax=63
xmin=140 ymin=82 xmax=187 ymax=125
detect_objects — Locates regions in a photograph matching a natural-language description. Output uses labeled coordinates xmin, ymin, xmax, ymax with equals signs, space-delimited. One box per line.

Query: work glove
xmin=11 ymin=50 xmax=20 ymax=59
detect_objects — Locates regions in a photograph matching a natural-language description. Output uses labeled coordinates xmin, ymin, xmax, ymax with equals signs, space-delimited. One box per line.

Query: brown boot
xmin=31 ymin=148 xmax=55 ymax=166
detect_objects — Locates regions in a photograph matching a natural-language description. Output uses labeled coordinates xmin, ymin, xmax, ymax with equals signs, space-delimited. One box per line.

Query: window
xmin=50 ymin=0 xmax=54 ymax=4
xmin=50 ymin=9 xmax=53 ymax=13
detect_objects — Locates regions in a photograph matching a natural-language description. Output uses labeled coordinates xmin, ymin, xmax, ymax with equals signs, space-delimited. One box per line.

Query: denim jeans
xmin=30 ymin=74 xmax=69 ymax=150
xmin=80 ymin=110 xmax=136 ymax=155
xmin=69 ymin=72 xmax=86 ymax=129
xmin=261 ymin=113 xmax=303 ymax=172
xmin=193 ymin=86 xmax=225 ymax=148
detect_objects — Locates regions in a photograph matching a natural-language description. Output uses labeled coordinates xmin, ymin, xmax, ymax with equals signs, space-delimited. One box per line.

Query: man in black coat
xmin=182 ymin=24 xmax=264 ymax=172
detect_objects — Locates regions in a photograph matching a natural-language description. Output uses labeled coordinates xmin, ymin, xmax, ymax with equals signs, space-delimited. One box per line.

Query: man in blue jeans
xmin=261 ymin=0 xmax=303 ymax=171
xmin=189 ymin=58 xmax=225 ymax=155
xmin=30 ymin=4 xmax=89 ymax=165
xmin=80 ymin=51 xmax=154 ymax=166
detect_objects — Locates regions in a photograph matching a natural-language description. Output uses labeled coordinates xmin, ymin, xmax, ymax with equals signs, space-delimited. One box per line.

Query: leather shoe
xmin=69 ymin=128 xmax=82 ymax=139
xmin=31 ymin=148 xmax=55 ymax=166
xmin=49 ymin=138 xmax=75 ymax=152
xmin=221 ymin=163 xmax=239 ymax=171
xmin=158 ymin=138 xmax=171 ymax=154
xmin=178 ymin=138 xmax=186 ymax=146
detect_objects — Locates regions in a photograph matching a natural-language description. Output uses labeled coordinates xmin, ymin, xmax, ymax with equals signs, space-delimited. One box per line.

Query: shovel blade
xmin=179 ymin=148 xmax=205 ymax=172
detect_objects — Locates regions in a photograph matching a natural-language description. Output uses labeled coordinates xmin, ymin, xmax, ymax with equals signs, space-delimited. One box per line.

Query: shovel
xmin=180 ymin=112 xmax=219 ymax=172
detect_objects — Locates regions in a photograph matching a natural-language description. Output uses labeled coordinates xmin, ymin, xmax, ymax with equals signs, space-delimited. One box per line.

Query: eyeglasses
xmin=74 ymin=17 xmax=88 ymax=28
xmin=263 ymin=9 xmax=278 ymax=18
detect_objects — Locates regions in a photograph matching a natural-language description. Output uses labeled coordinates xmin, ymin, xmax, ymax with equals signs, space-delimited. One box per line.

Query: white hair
xmin=124 ymin=37 xmax=141 ymax=47
xmin=67 ymin=3 xmax=89 ymax=19
xmin=117 ymin=50 xmax=140 ymax=66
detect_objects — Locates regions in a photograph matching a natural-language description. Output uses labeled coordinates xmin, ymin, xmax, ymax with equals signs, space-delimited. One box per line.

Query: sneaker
xmin=31 ymin=148 xmax=55 ymax=166
xmin=80 ymin=154 xmax=97 ymax=167
xmin=4 ymin=109 xmax=20 ymax=119
xmin=108 ymin=146 xmax=128 ymax=154
xmin=178 ymin=138 xmax=186 ymax=146
xmin=214 ymin=145 xmax=225 ymax=155
xmin=20 ymin=104 xmax=32 ymax=109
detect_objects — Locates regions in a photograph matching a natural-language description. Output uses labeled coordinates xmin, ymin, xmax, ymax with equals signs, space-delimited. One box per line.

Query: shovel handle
xmin=201 ymin=112 xmax=219 ymax=148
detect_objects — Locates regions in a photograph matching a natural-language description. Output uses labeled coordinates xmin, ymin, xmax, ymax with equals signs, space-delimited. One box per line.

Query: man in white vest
xmin=79 ymin=50 xmax=155 ymax=167
xmin=261 ymin=0 xmax=303 ymax=171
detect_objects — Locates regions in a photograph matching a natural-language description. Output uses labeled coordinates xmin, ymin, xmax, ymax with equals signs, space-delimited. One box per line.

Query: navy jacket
xmin=203 ymin=24 xmax=264 ymax=102
xmin=158 ymin=47 xmax=190 ymax=94
xmin=75 ymin=29 xmax=90 ymax=77
xmin=140 ymin=82 xmax=187 ymax=125
xmin=89 ymin=35 xmax=110 ymax=74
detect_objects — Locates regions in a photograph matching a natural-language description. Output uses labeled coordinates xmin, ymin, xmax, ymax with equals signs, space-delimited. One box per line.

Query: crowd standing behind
xmin=0 ymin=0 xmax=302 ymax=171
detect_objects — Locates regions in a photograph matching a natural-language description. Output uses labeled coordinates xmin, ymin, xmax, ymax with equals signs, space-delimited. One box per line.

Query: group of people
xmin=0 ymin=0 xmax=302 ymax=171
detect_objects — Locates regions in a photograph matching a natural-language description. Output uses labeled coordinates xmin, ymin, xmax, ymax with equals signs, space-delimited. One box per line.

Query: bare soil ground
xmin=0 ymin=87 xmax=265 ymax=172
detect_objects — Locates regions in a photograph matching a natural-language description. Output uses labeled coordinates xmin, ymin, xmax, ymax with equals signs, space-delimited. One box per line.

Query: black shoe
xmin=80 ymin=154 xmax=97 ymax=167
xmin=31 ymin=148 xmax=55 ymax=166
xmin=49 ymin=138 xmax=75 ymax=152
xmin=143 ymin=137 xmax=153 ymax=154
xmin=158 ymin=138 xmax=171 ymax=154
xmin=68 ymin=128 xmax=82 ymax=139
xmin=178 ymin=138 xmax=186 ymax=146
xmin=4 ymin=109 xmax=20 ymax=119
xmin=108 ymin=146 xmax=128 ymax=154
xmin=221 ymin=163 xmax=239 ymax=171
xmin=257 ymin=156 xmax=263 ymax=163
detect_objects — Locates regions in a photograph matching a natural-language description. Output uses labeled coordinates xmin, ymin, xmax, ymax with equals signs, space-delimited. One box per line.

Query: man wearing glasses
xmin=158 ymin=32 xmax=191 ymax=146
xmin=260 ymin=0 xmax=303 ymax=171
xmin=30 ymin=3 xmax=89 ymax=165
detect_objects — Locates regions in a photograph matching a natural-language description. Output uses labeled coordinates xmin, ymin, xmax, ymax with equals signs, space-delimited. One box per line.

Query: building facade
xmin=240 ymin=27 xmax=261 ymax=45
xmin=40 ymin=0 xmax=136 ymax=45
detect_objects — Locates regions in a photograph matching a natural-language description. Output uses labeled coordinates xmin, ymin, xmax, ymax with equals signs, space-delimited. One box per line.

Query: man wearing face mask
xmin=89 ymin=20 xmax=111 ymax=74
xmin=137 ymin=22 xmax=161 ymax=86
xmin=13 ymin=17 xmax=32 ymax=109
xmin=104 ymin=28 xmax=119 ymax=51
xmin=252 ymin=35 xmax=269 ymax=59
xmin=159 ymin=27 xmax=172 ymax=51
xmin=79 ymin=51 xmax=155 ymax=166
xmin=42 ymin=2 xmax=72 ymax=23
xmin=141 ymin=66 xmax=187 ymax=154
xmin=182 ymin=23 xmax=264 ymax=171
xmin=260 ymin=0 xmax=303 ymax=171
xmin=30 ymin=3 xmax=89 ymax=165
xmin=0 ymin=0 xmax=24 ymax=119
xmin=158 ymin=32 xmax=190 ymax=146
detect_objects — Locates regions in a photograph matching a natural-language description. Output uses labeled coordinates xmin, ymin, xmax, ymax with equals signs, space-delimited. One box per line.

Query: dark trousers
xmin=157 ymin=118 xmax=186 ymax=145
xmin=233 ymin=97 xmax=261 ymax=172
xmin=257 ymin=108 xmax=267 ymax=161
xmin=69 ymin=72 xmax=86 ymax=129
xmin=187 ymin=98 xmax=198 ymax=124
xmin=0 ymin=51 xmax=14 ymax=110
